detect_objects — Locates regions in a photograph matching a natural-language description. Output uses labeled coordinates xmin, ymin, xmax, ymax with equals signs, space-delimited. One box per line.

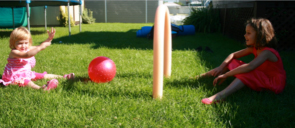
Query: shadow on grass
xmin=165 ymin=76 xmax=215 ymax=89
xmin=0 ymin=74 xmax=4 ymax=87
xmin=0 ymin=30 xmax=46 ymax=38
xmin=61 ymin=74 xmax=153 ymax=99
xmin=217 ymin=85 xmax=295 ymax=127
xmin=52 ymin=29 xmax=200 ymax=51
xmin=62 ymin=76 xmax=92 ymax=90
xmin=116 ymin=72 xmax=152 ymax=79
xmin=183 ymin=76 xmax=295 ymax=127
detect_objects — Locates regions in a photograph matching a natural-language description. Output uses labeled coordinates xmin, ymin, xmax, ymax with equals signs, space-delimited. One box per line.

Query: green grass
xmin=0 ymin=23 xmax=294 ymax=127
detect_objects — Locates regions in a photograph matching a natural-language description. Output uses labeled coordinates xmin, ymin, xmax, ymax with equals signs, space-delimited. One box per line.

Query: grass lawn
xmin=0 ymin=23 xmax=294 ymax=127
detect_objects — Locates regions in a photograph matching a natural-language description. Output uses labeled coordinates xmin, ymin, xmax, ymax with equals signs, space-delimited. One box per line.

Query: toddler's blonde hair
xmin=9 ymin=27 xmax=33 ymax=49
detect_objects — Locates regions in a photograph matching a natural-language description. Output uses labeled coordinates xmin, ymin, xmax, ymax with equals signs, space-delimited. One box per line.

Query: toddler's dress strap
xmin=30 ymin=56 xmax=36 ymax=68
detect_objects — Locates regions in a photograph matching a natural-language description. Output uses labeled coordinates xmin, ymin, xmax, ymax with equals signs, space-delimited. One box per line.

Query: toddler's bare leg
xmin=27 ymin=81 xmax=43 ymax=89
xmin=206 ymin=78 xmax=245 ymax=101
xmin=43 ymin=74 xmax=63 ymax=79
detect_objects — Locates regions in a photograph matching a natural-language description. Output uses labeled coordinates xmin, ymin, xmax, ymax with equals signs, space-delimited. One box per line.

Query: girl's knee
xmin=34 ymin=72 xmax=47 ymax=80
xmin=228 ymin=59 xmax=245 ymax=70
xmin=18 ymin=79 xmax=31 ymax=87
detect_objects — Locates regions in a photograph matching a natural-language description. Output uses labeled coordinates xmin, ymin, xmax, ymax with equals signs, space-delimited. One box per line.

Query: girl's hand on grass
xmin=213 ymin=74 xmax=227 ymax=86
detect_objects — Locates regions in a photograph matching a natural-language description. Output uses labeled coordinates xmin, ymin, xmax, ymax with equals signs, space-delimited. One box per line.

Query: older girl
xmin=199 ymin=18 xmax=286 ymax=104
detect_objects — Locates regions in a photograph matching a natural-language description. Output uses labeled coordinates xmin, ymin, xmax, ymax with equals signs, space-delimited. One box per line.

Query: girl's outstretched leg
xmin=190 ymin=70 xmax=214 ymax=79
xmin=27 ymin=80 xmax=58 ymax=91
xmin=27 ymin=81 xmax=42 ymax=89
xmin=43 ymin=74 xmax=63 ymax=79
xmin=43 ymin=73 xmax=75 ymax=80
xmin=202 ymin=78 xmax=245 ymax=104
xmin=193 ymin=66 xmax=229 ymax=79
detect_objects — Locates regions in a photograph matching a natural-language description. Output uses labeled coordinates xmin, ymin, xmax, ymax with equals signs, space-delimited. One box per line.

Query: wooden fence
xmin=219 ymin=1 xmax=295 ymax=51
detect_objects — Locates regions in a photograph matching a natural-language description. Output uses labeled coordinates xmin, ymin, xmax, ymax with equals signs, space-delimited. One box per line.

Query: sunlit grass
xmin=0 ymin=23 xmax=294 ymax=127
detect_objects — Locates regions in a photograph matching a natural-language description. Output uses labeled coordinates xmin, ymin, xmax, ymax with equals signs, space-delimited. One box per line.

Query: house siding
xmin=30 ymin=6 xmax=60 ymax=26
xmin=30 ymin=5 xmax=82 ymax=26
xmin=85 ymin=0 xmax=158 ymax=23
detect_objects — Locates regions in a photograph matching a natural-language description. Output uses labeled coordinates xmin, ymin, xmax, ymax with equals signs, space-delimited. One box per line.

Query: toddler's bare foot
xmin=42 ymin=79 xmax=59 ymax=91
xmin=63 ymin=73 xmax=75 ymax=79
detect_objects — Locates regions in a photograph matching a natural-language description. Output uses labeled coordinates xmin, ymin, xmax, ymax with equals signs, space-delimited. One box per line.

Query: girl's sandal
xmin=43 ymin=79 xmax=58 ymax=90
xmin=63 ymin=73 xmax=75 ymax=79
xmin=201 ymin=98 xmax=224 ymax=105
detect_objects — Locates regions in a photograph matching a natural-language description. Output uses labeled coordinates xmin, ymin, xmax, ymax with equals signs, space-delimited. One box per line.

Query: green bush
xmin=82 ymin=8 xmax=96 ymax=24
xmin=183 ymin=8 xmax=221 ymax=33
xmin=56 ymin=7 xmax=75 ymax=27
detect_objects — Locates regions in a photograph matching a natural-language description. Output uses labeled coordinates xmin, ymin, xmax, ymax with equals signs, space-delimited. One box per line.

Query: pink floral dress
xmin=0 ymin=56 xmax=36 ymax=86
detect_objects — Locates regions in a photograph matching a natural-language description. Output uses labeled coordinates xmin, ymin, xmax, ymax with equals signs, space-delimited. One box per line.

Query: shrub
xmin=82 ymin=8 xmax=96 ymax=24
xmin=56 ymin=6 xmax=75 ymax=27
xmin=183 ymin=8 xmax=221 ymax=33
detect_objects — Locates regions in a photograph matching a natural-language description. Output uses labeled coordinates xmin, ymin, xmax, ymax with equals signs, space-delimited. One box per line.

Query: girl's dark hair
xmin=246 ymin=18 xmax=277 ymax=49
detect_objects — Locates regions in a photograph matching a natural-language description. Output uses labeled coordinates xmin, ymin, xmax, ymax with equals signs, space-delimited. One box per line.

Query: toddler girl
xmin=197 ymin=18 xmax=286 ymax=104
xmin=0 ymin=27 xmax=74 ymax=90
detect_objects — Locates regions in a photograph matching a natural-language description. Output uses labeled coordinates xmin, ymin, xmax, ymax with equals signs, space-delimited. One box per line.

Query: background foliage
xmin=183 ymin=8 xmax=221 ymax=33
xmin=82 ymin=8 xmax=96 ymax=24
xmin=56 ymin=6 xmax=75 ymax=27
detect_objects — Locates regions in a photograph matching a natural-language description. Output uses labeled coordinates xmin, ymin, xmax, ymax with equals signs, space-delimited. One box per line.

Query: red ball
xmin=88 ymin=56 xmax=116 ymax=83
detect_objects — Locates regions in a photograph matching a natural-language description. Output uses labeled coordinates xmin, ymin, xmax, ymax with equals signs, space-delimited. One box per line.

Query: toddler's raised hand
xmin=40 ymin=28 xmax=56 ymax=49
xmin=47 ymin=27 xmax=56 ymax=41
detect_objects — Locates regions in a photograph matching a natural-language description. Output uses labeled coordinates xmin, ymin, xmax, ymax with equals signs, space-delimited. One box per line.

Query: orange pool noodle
xmin=153 ymin=5 xmax=172 ymax=99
